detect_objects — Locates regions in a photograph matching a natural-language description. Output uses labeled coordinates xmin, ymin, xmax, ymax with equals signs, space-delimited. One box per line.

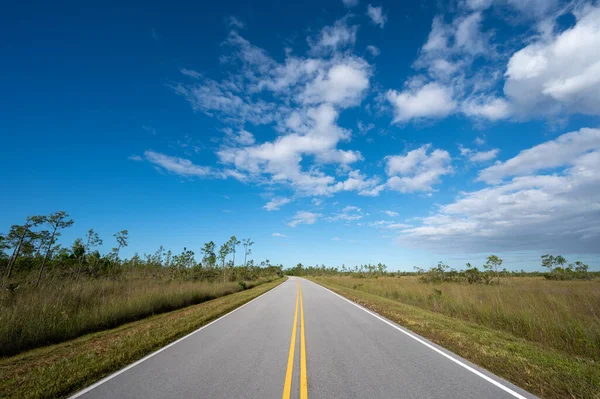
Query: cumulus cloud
xmin=387 ymin=82 xmax=456 ymax=123
xmin=462 ymin=96 xmax=511 ymax=120
xmin=272 ymin=232 xmax=287 ymax=237
xmin=342 ymin=0 xmax=359 ymax=7
xmin=459 ymin=145 xmax=499 ymax=163
xmin=366 ymin=5 xmax=387 ymax=28
xmin=385 ymin=145 xmax=453 ymax=192
xmin=309 ymin=18 xmax=358 ymax=54
xmin=384 ymin=210 xmax=399 ymax=217
xmin=301 ymin=59 xmax=371 ymax=107
xmin=172 ymin=20 xmax=379 ymax=198
xmin=478 ymin=127 xmax=600 ymax=183
xmin=288 ymin=211 xmax=320 ymax=227
xmin=402 ymin=127 xmax=600 ymax=253
xmin=504 ymin=6 xmax=600 ymax=118
xmin=264 ymin=197 xmax=292 ymax=211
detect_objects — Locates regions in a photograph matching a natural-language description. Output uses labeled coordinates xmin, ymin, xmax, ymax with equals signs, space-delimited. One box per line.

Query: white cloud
xmin=332 ymin=170 xmax=384 ymax=196
xmin=504 ymin=6 xmax=600 ymax=118
xmin=144 ymin=151 xmax=214 ymax=177
xmin=342 ymin=0 xmax=359 ymax=7
xmin=288 ymin=211 xmax=320 ymax=227
xmin=272 ymin=232 xmax=287 ymax=237
xmin=474 ymin=136 xmax=486 ymax=146
xmin=312 ymin=198 xmax=323 ymax=206
xmin=367 ymin=5 xmax=387 ymax=28
xmin=225 ymin=129 xmax=255 ymax=146
xmin=327 ymin=205 xmax=363 ymax=221
xmin=387 ymin=223 xmax=412 ymax=229
xmin=465 ymin=0 xmax=494 ymax=11
xmin=369 ymin=220 xmax=412 ymax=229
xmin=384 ymin=210 xmax=399 ymax=217
xmin=462 ymin=96 xmax=511 ymax=120
xmin=301 ymin=59 xmax=371 ymax=107
xmin=357 ymin=121 xmax=375 ymax=134
xmin=180 ymin=68 xmax=201 ymax=79
xmin=228 ymin=16 xmax=245 ymax=29
xmin=310 ymin=18 xmax=357 ymax=54
xmin=478 ymin=127 xmax=600 ymax=183
xmin=454 ymin=12 xmax=488 ymax=55
xmin=263 ymin=197 xmax=292 ymax=211
xmin=459 ymin=145 xmax=500 ymax=163
xmin=332 ymin=237 xmax=341 ymax=241
xmin=128 ymin=155 xmax=143 ymax=162
xmin=366 ymin=45 xmax=380 ymax=57
xmin=217 ymin=103 xmax=364 ymax=196
xmin=470 ymin=149 xmax=500 ymax=162
xmin=173 ymin=26 xmax=380 ymax=198
xmin=402 ymin=127 xmax=600 ymax=253
xmin=385 ymin=145 xmax=453 ymax=192
xmin=387 ymin=82 xmax=456 ymax=123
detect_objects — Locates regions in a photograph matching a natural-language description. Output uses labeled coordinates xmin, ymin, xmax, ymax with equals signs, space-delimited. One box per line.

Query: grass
xmin=0 ymin=276 xmax=275 ymax=356
xmin=0 ymin=277 xmax=285 ymax=399
xmin=309 ymin=276 xmax=600 ymax=399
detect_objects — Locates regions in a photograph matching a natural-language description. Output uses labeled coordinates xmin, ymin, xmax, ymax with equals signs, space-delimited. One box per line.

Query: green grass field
xmin=1 ymin=275 xmax=276 ymax=356
xmin=0 ymin=278 xmax=285 ymax=399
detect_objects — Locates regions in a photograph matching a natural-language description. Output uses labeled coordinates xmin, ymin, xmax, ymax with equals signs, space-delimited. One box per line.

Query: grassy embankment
xmin=1 ymin=276 xmax=275 ymax=356
xmin=310 ymin=276 xmax=599 ymax=399
xmin=0 ymin=277 xmax=285 ymax=399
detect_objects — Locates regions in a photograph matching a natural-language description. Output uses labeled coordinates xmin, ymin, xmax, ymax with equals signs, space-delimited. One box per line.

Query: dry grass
xmin=0 ymin=276 xmax=274 ymax=356
xmin=314 ymin=276 xmax=600 ymax=359
xmin=0 ymin=278 xmax=285 ymax=399
xmin=310 ymin=276 xmax=600 ymax=399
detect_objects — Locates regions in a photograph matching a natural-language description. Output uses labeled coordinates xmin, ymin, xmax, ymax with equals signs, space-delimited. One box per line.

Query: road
xmin=71 ymin=277 xmax=537 ymax=399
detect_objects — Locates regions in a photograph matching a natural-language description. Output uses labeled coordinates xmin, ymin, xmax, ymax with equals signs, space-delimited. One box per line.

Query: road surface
xmin=71 ymin=277 xmax=537 ymax=399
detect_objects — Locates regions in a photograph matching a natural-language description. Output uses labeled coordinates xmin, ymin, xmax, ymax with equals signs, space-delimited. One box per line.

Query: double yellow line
xmin=282 ymin=281 xmax=308 ymax=399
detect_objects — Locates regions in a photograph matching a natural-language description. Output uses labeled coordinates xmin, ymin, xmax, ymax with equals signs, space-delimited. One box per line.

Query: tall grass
xmin=314 ymin=276 xmax=600 ymax=360
xmin=0 ymin=276 xmax=273 ymax=356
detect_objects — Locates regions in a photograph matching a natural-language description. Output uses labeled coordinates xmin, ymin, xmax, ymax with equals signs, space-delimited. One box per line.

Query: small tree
xmin=218 ymin=242 xmax=230 ymax=281
xmin=554 ymin=255 xmax=567 ymax=270
xmin=75 ymin=229 xmax=102 ymax=280
xmin=0 ymin=233 xmax=8 ymax=258
xmin=113 ymin=230 xmax=128 ymax=264
xmin=242 ymin=238 xmax=254 ymax=267
xmin=201 ymin=241 xmax=217 ymax=269
xmin=484 ymin=255 xmax=503 ymax=284
xmin=541 ymin=254 xmax=555 ymax=272
xmin=573 ymin=261 xmax=590 ymax=280
xmin=228 ymin=236 xmax=241 ymax=267
xmin=36 ymin=211 xmax=74 ymax=287
xmin=5 ymin=215 xmax=45 ymax=279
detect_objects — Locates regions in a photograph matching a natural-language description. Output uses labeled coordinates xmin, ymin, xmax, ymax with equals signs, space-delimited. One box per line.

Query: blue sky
xmin=2 ymin=0 xmax=599 ymax=271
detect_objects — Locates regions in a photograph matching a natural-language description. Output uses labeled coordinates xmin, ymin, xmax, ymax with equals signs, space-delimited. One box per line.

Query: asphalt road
xmin=71 ymin=277 xmax=537 ymax=399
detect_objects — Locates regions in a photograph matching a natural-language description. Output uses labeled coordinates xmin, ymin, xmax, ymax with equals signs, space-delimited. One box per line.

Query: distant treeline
xmin=284 ymin=254 xmax=596 ymax=284
xmin=0 ymin=211 xmax=283 ymax=287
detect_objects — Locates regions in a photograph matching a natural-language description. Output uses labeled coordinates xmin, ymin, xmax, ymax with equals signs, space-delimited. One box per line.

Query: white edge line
xmin=69 ymin=280 xmax=287 ymax=398
xmin=308 ymin=280 xmax=531 ymax=399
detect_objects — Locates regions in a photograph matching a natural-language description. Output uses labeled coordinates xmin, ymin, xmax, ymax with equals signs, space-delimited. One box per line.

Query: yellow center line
xmin=299 ymin=283 xmax=308 ymax=399
xmin=282 ymin=284 xmax=299 ymax=399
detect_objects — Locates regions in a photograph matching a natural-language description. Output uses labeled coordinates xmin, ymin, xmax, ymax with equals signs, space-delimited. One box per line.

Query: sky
xmin=1 ymin=0 xmax=600 ymax=271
